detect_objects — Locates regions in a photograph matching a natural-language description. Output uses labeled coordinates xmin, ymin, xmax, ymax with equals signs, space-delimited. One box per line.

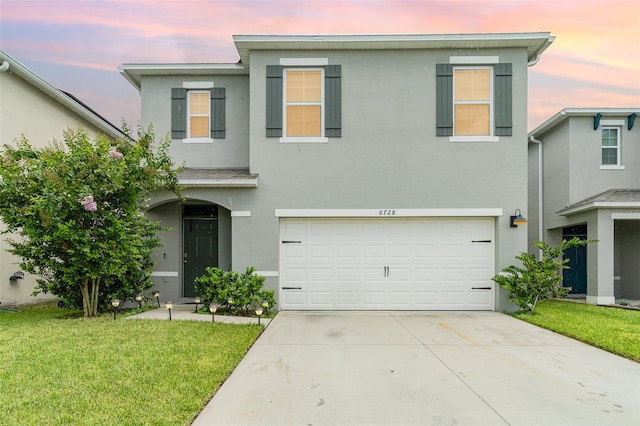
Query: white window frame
xmin=450 ymin=66 xmax=498 ymax=143
xmin=280 ymin=67 xmax=328 ymax=143
xmin=184 ymin=90 xmax=212 ymax=143
xmin=600 ymin=125 xmax=624 ymax=169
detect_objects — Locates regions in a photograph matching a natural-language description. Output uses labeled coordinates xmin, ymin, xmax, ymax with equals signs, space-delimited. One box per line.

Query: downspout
xmin=0 ymin=61 xmax=9 ymax=72
xmin=529 ymin=135 xmax=543 ymax=255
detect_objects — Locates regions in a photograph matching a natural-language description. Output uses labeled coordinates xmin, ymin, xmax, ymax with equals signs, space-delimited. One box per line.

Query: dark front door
xmin=183 ymin=207 xmax=218 ymax=297
xmin=563 ymin=225 xmax=587 ymax=294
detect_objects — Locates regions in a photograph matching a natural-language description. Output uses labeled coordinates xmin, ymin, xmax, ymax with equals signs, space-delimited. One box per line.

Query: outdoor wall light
xmin=194 ymin=297 xmax=201 ymax=313
xmin=135 ymin=294 xmax=143 ymax=309
xmin=510 ymin=209 xmax=528 ymax=228
xmin=153 ymin=290 xmax=160 ymax=307
xmin=255 ymin=308 xmax=263 ymax=325
xmin=9 ymin=271 xmax=24 ymax=281
xmin=166 ymin=301 xmax=173 ymax=321
xmin=209 ymin=303 xmax=217 ymax=323
xmin=111 ymin=299 xmax=121 ymax=320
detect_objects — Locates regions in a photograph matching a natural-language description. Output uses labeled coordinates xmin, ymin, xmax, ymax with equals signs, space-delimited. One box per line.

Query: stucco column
xmin=587 ymin=210 xmax=615 ymax=305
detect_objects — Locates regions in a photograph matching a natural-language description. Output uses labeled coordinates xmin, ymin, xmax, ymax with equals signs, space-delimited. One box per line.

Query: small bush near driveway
xmin=0 ymin=303 xmax=263 ymax=425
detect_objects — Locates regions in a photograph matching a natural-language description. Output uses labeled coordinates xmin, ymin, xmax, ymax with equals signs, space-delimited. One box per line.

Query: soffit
xmin=529 ymin=108 xmax=640 ymax=140
xmin=233 ymin=32 xmax=555 ymax=67
xmin=119 ymin=63 xmax=247 ymax=90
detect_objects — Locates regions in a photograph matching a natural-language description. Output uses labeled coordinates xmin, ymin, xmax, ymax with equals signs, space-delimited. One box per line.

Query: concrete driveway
xmin=193 ymin=311 xmax=640 ymax=425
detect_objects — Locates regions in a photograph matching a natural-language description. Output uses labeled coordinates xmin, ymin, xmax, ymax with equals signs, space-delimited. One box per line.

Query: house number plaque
xmin=378 ymin=209 xmax=397 ymax=216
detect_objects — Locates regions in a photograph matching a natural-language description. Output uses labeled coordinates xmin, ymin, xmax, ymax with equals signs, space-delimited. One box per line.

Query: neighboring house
xmin=528 ymin=108 xmax=640 ymax=304
xmin=0 ymin=50 xmax=123 ymax=306
xmin=120 ymin=32 xmax=554 ymax=311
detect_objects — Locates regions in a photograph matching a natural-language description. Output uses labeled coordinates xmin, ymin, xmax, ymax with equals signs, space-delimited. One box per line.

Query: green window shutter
xmin=325 ymin=65 xmax=342 ymax=138
xmin=266 ymin=65 xmax=283 ymax=137
xmin=436 ymin=64 xmax=453 ymax=137
xmin=210 ymin=87 xmax=226 ymax=139
xmin=494 ymin=63 xmax=512 ymax=136
xmin=171 ymin=88 xmax=187 ymax=139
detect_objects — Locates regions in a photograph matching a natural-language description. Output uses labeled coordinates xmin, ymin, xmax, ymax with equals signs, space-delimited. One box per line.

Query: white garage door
xmin=280 ymin=217 xmax=495 ymax=310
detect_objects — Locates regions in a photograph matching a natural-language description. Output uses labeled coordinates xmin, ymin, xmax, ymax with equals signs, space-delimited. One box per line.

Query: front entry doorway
xmin=183 ymin=205 xmax=218 ymax=297
xmin=563 ymin=225 xmax=587 ymax=295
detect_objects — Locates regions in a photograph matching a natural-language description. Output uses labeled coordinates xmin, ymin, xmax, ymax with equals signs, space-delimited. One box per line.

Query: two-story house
xmin=0 ymin=50 xmax=124 ymax=306
xmin=528 ymin=108 xmax=640 ymax=305
xmin=120 ymin=32 xmax=555 ymax=311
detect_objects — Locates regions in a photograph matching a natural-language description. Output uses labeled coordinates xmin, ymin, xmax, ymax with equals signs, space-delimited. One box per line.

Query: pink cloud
xmin=2 ymin=0 xmax=637 ymax=130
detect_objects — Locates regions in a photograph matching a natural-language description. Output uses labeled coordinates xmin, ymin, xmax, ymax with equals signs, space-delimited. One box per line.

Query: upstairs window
xmin=436 ymin=62 xmax=512 ymax=141
xmin=266 ymin=63 xmax=341 ymax=142
xmin=188 ymin=91 xmax=210 ymax=139
xmin=171 ymin=86 xmax=226 ymax=142
xmin=601 ymin=127 xmax=620 ymax=166
xmin=454 ymin=68 xmax=492 ymax=136
xmin=285 ymin=69 xmax=323 ymax=137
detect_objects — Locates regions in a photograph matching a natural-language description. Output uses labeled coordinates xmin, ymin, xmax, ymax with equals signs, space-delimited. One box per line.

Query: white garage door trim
xmin=276 ymin=208 xmax=503 ymax=218
xmin=279 ymin=216 xmax=496 ymax=311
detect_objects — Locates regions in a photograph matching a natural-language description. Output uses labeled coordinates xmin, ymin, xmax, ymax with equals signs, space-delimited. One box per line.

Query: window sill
xmin=449 ymin=136 xmax=499 ymax=143
xmin=599 ymin=165 xmax=625 ymax=170
xmin=279 ymin=137 xmax=329 ymax=144
xmin=180 ymin=138 xmax=214 ymax=144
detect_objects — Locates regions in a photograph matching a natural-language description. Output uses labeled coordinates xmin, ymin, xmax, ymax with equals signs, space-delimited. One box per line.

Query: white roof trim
xmin=558 ymin=201 xmax=640 ymax=216
xmin=119 ymin=63 xmax=247 ymax=90
xmin=275 ymin=208 xmax=503 ymax=218
xmin=0 ymin=50 xmax=123 ymax=139
xmin=529 ymin=107 xmax=640 ymax=139
xmin=234 ymin=32 xmax=554 ymax=66
xmin=178 ymin=178 xmax=258 ymax=188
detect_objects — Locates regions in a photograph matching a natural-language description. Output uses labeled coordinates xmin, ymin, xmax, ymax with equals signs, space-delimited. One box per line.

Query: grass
xmin=0 ymin=303 xmax=264 ymax=425
xmin=513 ymin=299 xmax=640 ymax=362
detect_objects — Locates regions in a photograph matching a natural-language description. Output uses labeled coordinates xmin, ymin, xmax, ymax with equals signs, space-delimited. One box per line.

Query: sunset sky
xmin=1 ymin=0 xmax=638 ymax=131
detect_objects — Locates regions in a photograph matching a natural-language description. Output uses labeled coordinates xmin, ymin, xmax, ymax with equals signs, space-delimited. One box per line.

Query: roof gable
xmin=0 ymin=50 xmax=123 ymax=139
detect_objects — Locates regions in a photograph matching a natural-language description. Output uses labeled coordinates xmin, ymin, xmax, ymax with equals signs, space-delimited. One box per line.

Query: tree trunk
xmin=81 ymin=278 xmax=91 ymax=317
xmin=80 ymin=277 xmax=101 ymax=317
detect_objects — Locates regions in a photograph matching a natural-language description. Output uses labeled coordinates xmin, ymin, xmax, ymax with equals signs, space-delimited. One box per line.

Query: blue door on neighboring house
xmin=562 ymin=225 xmax=587 ymax=294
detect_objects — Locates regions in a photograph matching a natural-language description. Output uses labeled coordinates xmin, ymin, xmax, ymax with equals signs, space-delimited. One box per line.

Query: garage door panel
xmin=468 ymin=290 xmax=492 ymax=306
xmin=414 ymin=290 xmax=440 ymax=306
xmin=337 ymin=267 xmax=359 ymax=281
xmin=310 ymin=223 xmax=333 ymax=237
xmin=415 ymin=267 xmax=439 ymax=280
xmin=336 ymin=244 xmax=358 ymax=259
xmin=283 ymin=290 xmax=306 ymax=306
xmin=363 ymin=292 xmax=385 ymax=306
xmin=283 ymin=267 xmax=306 ymax=281
xmin=280 ymin=218 xmax=494 ymax=310
xmin=283 ymin=244 xmax=306 ymax=259
xmin=309 ymin=291 xmax=333 ymax=305
xmin=388 ymin=291 xmax=412 ymax=306
xmin=310 ymin=267 xmax=333 ymax=282
xmin=336 ymin=292 xmax=359 ymax=306
xmin=388 ymin=244 xmax=412 ymax=260
xmin=362 ymin=244 xmax=385 ymax=260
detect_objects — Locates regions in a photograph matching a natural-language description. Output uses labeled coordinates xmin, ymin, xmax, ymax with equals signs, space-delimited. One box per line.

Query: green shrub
xmin=194 ymin=266 xmax=276 ymax=314
xmin=492 ymin=238 xmax=594 ymax=314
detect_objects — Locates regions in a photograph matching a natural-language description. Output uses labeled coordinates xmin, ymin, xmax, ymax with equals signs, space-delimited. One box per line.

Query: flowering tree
xmin=0 ymin=126 xmax=181 ymax=317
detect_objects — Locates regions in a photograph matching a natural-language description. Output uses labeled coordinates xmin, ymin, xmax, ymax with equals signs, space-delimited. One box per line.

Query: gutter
xmin=529 ymin=135 xmax=543 ymax=254
xmin=0 ymin=61 xmax=9 ymax=72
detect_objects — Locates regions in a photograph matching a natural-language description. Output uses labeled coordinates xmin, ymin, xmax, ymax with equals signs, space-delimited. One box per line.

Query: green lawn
xmin=0 ymin=303 xmax=264 ymax=425
xmin=513 ymin=299 xmax=640 ymax=362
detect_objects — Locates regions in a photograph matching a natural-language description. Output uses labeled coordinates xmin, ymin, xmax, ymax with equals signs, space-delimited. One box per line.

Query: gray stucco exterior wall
xmin=136 ymin=42 xmax=540 ymax=310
